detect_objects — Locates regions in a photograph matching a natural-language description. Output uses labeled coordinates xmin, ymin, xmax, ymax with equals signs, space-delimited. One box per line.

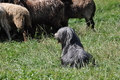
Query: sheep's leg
xmin=61 ymin=21 xmax=68 ymax=27
xmin=22 ymin=30 xmax=27 ymax=42
xmin=85 ymin=17 xmax=95 ymax=31
xmin=28 ymin=26 xmax=34 ymax=38
xmin=61 ymin=18 xmax=69 ymax=27
xmin=18 ymin=28 xmax=27 ymax=42
xmin=2 ymin=27 xmax=11 ymax=41
xmin=1 ymin=20 xmax=11 ymax=41
xmin=3 ymin=26 xmax=11 ymax=41
xmin=5 ymin=29 xmax=11 ymax=41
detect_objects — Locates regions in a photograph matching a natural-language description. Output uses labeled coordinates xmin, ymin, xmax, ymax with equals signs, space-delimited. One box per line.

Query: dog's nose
xmin=54 ymin=33 xmax=57 ymax=36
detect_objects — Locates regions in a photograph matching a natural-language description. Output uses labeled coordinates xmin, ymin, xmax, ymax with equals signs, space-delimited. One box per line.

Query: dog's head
xmin=54 ymin=27 xmax=82 ymax=47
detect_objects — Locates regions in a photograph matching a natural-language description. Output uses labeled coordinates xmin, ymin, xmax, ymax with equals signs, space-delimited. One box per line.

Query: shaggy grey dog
xmin=55 ymin=27 xmax=94 ymax=68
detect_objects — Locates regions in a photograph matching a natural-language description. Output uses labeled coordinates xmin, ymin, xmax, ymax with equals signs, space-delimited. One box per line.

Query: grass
xmin=0 ymin=0 xmax=120 ymax=79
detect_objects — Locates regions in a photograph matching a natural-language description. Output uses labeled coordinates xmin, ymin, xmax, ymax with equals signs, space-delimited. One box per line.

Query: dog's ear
xmin=66 ymin=28 xmax=81 ymax=45
xmin=66 ymin=28 xmax=73 ymax=45
xmin=62 ymin=30 xmax=68 ymax=44
xmin=68 ymin=28 xmax=84 ymax=48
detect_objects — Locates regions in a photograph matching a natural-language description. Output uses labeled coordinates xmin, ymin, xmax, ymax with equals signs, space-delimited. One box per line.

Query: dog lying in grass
xmin=55 ymin=27 xmax=95 ymax=68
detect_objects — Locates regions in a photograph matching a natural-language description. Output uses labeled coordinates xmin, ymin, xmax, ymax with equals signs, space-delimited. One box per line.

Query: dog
xmin=54 ymin=27 xmax=95 ymax=68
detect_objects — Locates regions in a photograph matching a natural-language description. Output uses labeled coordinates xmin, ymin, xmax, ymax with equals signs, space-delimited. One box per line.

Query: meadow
xmin=0 ymin=0 xmax=120 ymax=79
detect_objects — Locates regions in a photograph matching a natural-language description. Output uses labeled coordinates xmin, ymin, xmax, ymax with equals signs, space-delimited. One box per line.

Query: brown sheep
xmin=6 ymin=0 xmax=65 ymax=34
xmin=0 ymin=4 xmax=11 ymax=41
xmin=0 ymin=3 xmax=33 ymax=41
xmin=1 ymin=0 xmax=96 ymax=32
xmin=61 ymin=0 xmax=96 ymax=31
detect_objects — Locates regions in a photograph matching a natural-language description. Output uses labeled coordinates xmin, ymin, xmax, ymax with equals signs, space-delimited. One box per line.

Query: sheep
xmin=0 ymin=4 xmax=11 ymax=41
xmin=0 ymin=3 xmax=33 ymax=41
xmin=6 ymin=0 xmax=65 ymax=34
xmin=1 ymin=0 xmax=96 ymax=31
xmin=61 ymin=0 xmax=96 ymax=31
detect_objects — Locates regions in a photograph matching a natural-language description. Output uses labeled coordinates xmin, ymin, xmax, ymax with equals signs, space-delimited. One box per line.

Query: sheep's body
xmin=12 ymin=0 xmax=65 ymax=34
xmin=61 ymin=0 xmax=96 ymax=31
xmin=1 ymin=0 xmax=96 ymax=32
xmin=0 ymin=3 xmax=32 ymax=41
xmin=0 ymin=5 xmax=11 ymax=40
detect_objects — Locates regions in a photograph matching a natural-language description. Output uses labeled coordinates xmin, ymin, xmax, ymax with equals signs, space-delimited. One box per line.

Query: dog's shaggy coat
xmin=55 ymin=27 xmax=93 ymax=68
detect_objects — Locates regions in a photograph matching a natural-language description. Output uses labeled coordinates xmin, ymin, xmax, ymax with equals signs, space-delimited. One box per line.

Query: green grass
xmin=0 ymin=0 xmax=120 ymax=79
